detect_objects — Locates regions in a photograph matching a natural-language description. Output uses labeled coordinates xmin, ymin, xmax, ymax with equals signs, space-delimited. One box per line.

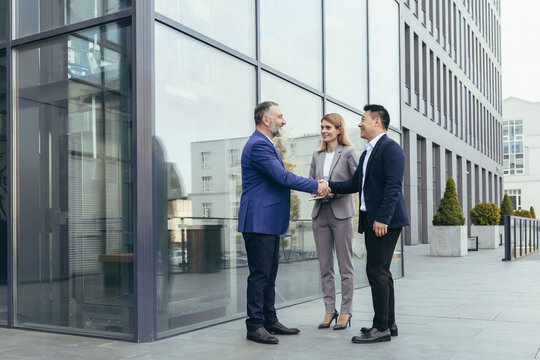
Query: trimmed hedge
xmin=514 ymin=209 xmax=533 ymax=218
xmin=530 ymin=206 xmax=536 ymax=219
xmin=433 ymin=177 xmax=465 ymax=226
xmin=470 ymin=202 xmax=500 ymax=225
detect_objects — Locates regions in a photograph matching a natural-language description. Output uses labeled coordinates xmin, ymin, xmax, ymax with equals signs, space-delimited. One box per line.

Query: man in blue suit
xmin=238 ymin=101 xmax=329 ymax=344
xmin=329 ymin=104 xmax=409 ymax=344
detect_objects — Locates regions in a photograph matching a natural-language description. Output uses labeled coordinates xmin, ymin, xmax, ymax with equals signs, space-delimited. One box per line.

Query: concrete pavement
xmin=1 ymin=244 xmax=539 ymax=360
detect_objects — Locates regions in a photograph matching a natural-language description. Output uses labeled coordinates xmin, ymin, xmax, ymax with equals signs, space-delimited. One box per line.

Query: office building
xmin=400 ymin=0 xmax=503 ymax=243
xmin=502 ymin=97 xmax=540 ymax=211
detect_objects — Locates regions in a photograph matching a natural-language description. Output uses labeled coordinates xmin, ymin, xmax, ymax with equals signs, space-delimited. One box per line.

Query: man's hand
xmin=373 ymin=221 xmax=388 ymax=237
xmin=317 ymin=179 xmax=331 ymax=197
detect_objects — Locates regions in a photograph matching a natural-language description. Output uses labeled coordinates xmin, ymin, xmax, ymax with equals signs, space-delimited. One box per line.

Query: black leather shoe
xmin=264 ymin=321 xmax=300 ymax=335
xmin=246 ymin=327 xmax=279 ymax=344
xmin=361 ymin=323 xmax=398 ymax=337
xmin=351 ymin=327 xmax=391 ymax=344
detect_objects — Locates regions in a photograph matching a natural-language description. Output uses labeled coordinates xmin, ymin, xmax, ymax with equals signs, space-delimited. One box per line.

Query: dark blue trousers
xmin=243 ymin=232 xmax=280 ymax=331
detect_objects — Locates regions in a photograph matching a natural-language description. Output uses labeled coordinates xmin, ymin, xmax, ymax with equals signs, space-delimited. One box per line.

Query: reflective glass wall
xmin=154 ymin=0 xmax=402 ymax=337
xmin=14 ymin=20 xmax=134 ymax=338
xmin=15 ymin=0 xmax=131 ymax=38
xmin=0 ymin=49 xmax=6 ymax=324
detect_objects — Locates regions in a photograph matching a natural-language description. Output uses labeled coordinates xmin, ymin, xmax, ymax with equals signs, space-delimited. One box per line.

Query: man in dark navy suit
xmin=329 ymin=104 xmax=409 ymax=344
xmin=238 ymin=101 xmax=330 ymax=344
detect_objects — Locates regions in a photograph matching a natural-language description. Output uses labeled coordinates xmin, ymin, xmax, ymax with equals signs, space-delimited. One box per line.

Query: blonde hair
xmin=317 ymin=113 xmax=353 ymax=152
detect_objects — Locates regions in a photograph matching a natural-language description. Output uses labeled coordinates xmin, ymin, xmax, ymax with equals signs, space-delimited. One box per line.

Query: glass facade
xmin=14 ymin=21 xmax=133 ymax=338
xmin=369 ymin=0 xmax=401 ymax=128
xmin=15 ymin=0 xmax=131 ymax=38
xmin=0 ymin=0 xmax=6 ymax=42
xmin=0 ymin=49 xmax=6 ymax=324
xmin=260 ymin=0 xmax=322 ymax=89
xmin=154 ymin=0 xmax=403 ymax=337
xmin=155 ymin=0 xmax=255 ymax=57
xmin=1 ymin=0 xmax=404 ymax=342
xmin=325 ymin=0 xmax=368 ymax=108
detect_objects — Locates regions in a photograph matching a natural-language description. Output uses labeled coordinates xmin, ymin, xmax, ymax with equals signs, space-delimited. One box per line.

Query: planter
xmin=471 ymin=225 xmax=499 ymax=249
xmin=429 ymin=225 xmax=468 ymax=256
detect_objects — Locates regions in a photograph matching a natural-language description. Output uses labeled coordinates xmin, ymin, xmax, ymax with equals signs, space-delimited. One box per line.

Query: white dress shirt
xmin=360 ymin=133 xmax=385 ymax=212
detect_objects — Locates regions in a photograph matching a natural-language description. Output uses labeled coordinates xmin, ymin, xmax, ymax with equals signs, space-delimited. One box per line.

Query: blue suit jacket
xmin=329 ymin=133 xmax=410 ymax=234
xmin=238 ymin=131 xmax=318 ymax=235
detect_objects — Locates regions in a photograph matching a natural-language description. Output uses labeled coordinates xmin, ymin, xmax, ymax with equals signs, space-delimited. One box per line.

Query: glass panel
xmin=155 ymin=0 xmax=255 ymax=57
xmin=0 ymin=0 xmax=6 ymax=41
xmin=325 ymin=0 xmax=368 ymax=109
xmin=154 ymin=23 xmax=255 ymax=337
xmin=15 ymin=0 xmax=131 ymax=38
xmin=0 ymin=50 xmax=6 ymax=324
xmin=15 ymin=21 xmax=133 ymax=338
xmin=261 ymin=0 xmax=322 ymax=89
xmin=261 ymin=72 xmax=334 ymax=300
xmin=368 ymin=0 xmax=401 ymax=128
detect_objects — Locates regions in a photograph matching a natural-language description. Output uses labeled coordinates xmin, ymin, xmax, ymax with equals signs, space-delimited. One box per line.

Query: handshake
xmin=316 ymin=179 xmax=333 ymax=197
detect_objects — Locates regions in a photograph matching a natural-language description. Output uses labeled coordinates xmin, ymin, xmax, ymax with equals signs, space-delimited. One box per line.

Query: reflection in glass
xmin=154 ymin=23 xmax=255 ymax=337
xmin=261 ymin=0 xmax=322 ymax=89
xmin=325 ymin=0 xmax=368 ymax=109
xmin=155 ymin=0 xmax=255 ymax=57
xmin=0 ymin=50 xmax=6 ymax=324
xmin=15 ymin=0 xmax=131 ymax=38
xmin=0 ymin=0 xmax=6 ymax=41
xmin=368 ymin=0 xmax=401 ymax=128
xmin=15 ymin=21 xmax=133 ymax=338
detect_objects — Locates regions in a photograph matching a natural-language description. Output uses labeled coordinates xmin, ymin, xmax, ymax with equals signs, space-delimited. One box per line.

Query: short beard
xmin=270 ymin=121 xmax=283 ymax=137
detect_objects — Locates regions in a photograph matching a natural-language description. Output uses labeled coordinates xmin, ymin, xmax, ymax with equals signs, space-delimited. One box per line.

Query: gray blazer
xmin=309 ymin=144 xmax=359 ymax=220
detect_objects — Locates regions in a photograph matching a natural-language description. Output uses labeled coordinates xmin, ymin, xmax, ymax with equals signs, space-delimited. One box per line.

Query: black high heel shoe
xmin=318 ymin=310 xmax=339 ymax=329
xmin=333 ymin=313 xmax=352 ymax=330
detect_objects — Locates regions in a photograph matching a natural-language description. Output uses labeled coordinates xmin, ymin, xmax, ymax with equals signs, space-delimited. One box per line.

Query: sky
xmin=501 ymin=0 xmax=540 ymax=102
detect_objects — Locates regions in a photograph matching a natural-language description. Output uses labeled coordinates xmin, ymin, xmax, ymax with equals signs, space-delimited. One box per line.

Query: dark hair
xmin=254 ymin=101 xmax=279 ymax=125
xmin=363 ymin=104 xmax=390 ymax=130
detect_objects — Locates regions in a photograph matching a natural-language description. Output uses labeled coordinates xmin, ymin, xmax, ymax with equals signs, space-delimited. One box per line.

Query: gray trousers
xmin=312 ymin=203 xmax=355 ymax=314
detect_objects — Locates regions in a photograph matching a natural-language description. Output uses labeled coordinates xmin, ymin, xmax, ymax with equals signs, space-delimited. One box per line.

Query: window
xmin=202 ymin=203 xmax=213 ymax=218
xmin=229 ymin=149 xmax=240 ymax=167
xmin=202 ymin=176 xmax=213 ymax=192
xmin=405 ymin=24 xmax=411 ymax=104
xmin=202 ymin=152 xmax=212 ymax=169
xmin=504 ymin=189 xmax=521 ymax=210
xmin=503 ymin=119 xmax=524 ymax=175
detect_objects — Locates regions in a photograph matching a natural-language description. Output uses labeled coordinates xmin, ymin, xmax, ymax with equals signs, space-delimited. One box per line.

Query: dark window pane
xmin=16 ymin=0 xmax=131 ymax=38
xmin=15 ymin=21 xmax=133 ymax=338
xmin=0 ymin=0 xmax=6 ymax=41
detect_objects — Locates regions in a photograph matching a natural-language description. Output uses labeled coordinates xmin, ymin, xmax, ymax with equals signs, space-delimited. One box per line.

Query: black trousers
xmin=361 ymin=212 xmax=402 ymax=330
xmin=243 ymin=232 xmax=280 ymax=331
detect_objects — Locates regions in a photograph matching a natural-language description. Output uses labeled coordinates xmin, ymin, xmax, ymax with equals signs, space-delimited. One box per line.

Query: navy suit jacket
xmin=238 ymin=130 xmax=318 ymax=235
xmin=329 ymin=133 xmax=410 ymax=234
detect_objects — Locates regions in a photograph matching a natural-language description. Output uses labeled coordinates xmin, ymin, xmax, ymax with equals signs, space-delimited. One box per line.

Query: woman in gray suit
xmin=310 ymin=113 xmax=358 ymax=330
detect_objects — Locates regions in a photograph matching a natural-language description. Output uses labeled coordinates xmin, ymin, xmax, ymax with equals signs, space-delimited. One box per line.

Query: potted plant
xmin=470 ymin=202 xmax=501 ymax=249
xmin=430 ymin=177 xmax=467 ymax=256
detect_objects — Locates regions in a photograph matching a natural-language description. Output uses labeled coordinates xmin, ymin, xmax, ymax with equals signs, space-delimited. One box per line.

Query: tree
xmin=432 ymin=177 xmax=465 ymax=226
xmin=499 ymin=194 xmax=514 ymax=225
xmin=530 ymin=206 xmax=536 ymax=219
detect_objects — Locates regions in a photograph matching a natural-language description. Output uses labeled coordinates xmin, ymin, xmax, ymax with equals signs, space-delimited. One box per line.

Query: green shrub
xmin=470 ymin=202 xmax=500 ymax=225
xmin=514 ymin=209 xmax=532 ymax=218
xmin=499 ymin=194 xmax=514 ymax=225
xmin=530 ymin=206 xmax=536 ymax=219
xmin=433 ymin=177 xmax=465 ymax=226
